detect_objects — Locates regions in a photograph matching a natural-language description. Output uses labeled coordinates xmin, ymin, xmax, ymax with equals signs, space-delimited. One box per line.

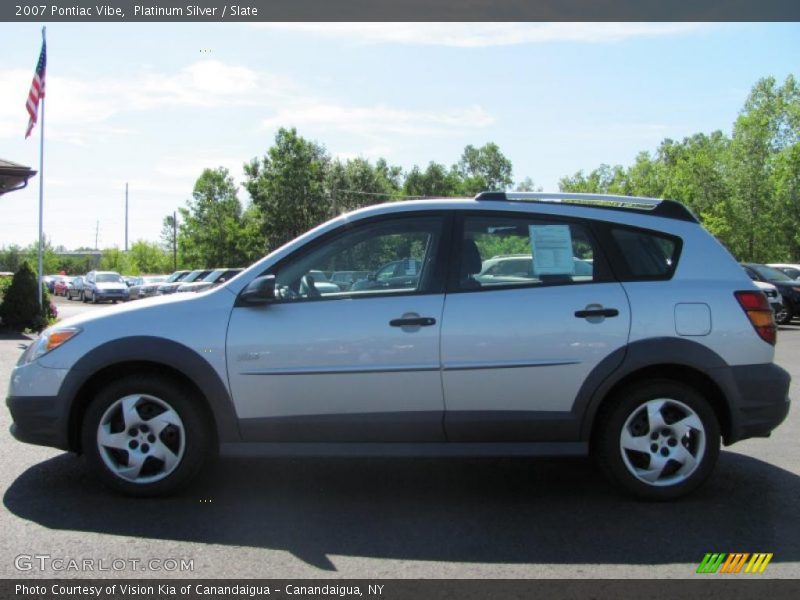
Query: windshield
xmin=166 ymin=271 xmax=188 ymax=283
xmin=145 ymin=276 xmax=166 ymax=284
xmin=203 ymin=269 xmax=226 ymax=282
xmin=752 ymin=264 xmax=793 ymax=282
xmin=184 ymin=270 xmax=209 ymax=283
xmin=96 ymin=273 xmax=123 ymax=283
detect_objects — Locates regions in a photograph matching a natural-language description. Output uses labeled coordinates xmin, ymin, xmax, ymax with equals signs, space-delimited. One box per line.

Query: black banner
xmin=4 ymin=580 xmax=800 ymax=600
xmin=3 ymin=0 xmax=800 ymax=22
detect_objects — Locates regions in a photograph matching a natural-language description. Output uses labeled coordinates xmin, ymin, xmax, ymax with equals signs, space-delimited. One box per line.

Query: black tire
xmin=775 ymin=305 xmax=792 ymax=326
xmin=81 ymin=291 xmax=87 ymax=303
xmin=91 ymin=292 xmax=98 ymax=304
xmin=594 ymin=379 xmax=720 ymax=501
xmin=81 ymin=374 xmax=214 ymax=497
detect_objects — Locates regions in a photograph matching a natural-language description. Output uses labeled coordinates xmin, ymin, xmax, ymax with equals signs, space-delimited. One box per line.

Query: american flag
xmin=25 ymin=29 xmax=47 ymax=139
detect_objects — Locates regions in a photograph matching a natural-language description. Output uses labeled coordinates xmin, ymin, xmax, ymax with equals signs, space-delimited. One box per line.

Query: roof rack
xmin=473 ymin=191 xmax=698 ymax=223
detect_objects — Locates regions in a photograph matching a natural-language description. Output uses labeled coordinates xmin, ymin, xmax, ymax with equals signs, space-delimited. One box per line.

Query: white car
xmin=8 ymin=192 xmax=791 ymax=499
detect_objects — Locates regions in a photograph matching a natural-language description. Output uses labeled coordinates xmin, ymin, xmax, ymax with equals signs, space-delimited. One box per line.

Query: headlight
xmin=20 ymin=327 xmax=82 ymax=364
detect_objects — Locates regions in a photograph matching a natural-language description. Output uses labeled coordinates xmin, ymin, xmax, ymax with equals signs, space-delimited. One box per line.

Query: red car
xmin=53 ymin=277 xmax=74 ymax=297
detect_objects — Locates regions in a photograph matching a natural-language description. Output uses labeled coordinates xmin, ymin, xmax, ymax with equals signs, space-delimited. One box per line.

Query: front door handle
xmin=390 ymin=316 xmax=436 ymax=327
xmin=574 ymin=307 xmax=619 ymax=319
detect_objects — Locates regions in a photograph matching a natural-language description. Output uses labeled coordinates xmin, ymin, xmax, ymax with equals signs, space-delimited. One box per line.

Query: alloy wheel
xmin=96 ymin=394 xmax=186 ymax=484
xmin=619 ymin=398 xmax=706 ymax=487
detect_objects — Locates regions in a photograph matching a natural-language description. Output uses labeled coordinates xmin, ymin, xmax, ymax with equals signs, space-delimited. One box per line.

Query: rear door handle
xmin=390 ymin=317 xmax=436 ymax=327
xmin=574 ymin=308 xmax=619 ymax=319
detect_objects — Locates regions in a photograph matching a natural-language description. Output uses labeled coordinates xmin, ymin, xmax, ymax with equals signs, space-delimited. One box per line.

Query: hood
xmin=96 ymin=282 xmax=128 ymax=291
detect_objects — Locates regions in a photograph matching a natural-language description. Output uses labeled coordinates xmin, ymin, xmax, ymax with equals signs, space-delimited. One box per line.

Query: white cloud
xmin=252 ymin=23 xmax=712 ymax=47
xmin=262 ymin=103 xmax=494 ymax=137
xmin=0 ymin=60 xmax=298 ymax=143
xmin=0 ymin=59 xmax=492 ymax=147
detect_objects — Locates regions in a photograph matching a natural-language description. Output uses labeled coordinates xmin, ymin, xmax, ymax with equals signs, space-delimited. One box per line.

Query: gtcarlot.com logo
xmin=696 ymin=553 xmax=773 ymax=574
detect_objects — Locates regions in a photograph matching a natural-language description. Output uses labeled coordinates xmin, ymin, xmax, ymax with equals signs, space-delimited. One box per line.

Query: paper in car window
xmin=530 ymin=225 xmax=575 ymax=275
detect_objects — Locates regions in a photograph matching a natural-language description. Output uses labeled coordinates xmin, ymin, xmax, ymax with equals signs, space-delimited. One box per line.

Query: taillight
xmin=735 ymin=291 xmax=776 ymax=345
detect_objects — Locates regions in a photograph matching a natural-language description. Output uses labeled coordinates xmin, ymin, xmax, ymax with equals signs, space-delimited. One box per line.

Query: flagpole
xmin=36 ymin=26 xmax=46 ymax=308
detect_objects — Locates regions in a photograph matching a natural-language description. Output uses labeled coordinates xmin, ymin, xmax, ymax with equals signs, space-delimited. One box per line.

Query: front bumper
xmin=7 ymin=395 xmax=70 ymax=450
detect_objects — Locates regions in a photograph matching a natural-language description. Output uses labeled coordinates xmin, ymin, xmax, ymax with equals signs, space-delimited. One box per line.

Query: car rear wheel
xmin=775 ymin=305 xmax=792 ymax=325
xmin=81 ymin=291 xmax=86 ymax=303
xmin=82 ymin=375 xmax=213 ymax=496
xmin=595 ymin=380 xmax=720 ymax=500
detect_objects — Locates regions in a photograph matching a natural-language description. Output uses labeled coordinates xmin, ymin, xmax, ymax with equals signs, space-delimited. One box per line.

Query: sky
xmin=0 ymin=22 xmax=798 ymax=250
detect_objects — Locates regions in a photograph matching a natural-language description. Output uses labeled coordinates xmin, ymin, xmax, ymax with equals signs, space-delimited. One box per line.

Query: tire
xmin=91 ymin=292 xmax=98 ymax=304
xmin=594 ymin=379 xmax=720 ymax=501
xmin=81 ymin=291 xmax=87 ymax=303
xmin=775 ymin=305 xmax=792 ymax=326
xmin=81 ymin=374 xmax=213 ymax=497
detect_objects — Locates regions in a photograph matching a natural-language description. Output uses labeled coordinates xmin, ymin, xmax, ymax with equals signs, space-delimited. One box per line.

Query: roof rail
xmin=473 ymin=191 xmax=698 ymax=223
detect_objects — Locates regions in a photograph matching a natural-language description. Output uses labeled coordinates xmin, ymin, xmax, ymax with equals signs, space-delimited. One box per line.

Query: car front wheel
xmin=595 ymin=380 xmax=720 ymax=500
xmin=82 ymin=375 xmax=213 ymax=496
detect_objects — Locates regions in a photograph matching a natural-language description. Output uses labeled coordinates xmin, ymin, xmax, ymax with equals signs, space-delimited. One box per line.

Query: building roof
xmin=0 ymin=159 xmax=37 ymax=196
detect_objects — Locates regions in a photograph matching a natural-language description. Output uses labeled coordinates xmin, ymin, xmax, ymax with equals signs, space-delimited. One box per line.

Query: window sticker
xmin=530 ymin=225 xmax=575 ymax=276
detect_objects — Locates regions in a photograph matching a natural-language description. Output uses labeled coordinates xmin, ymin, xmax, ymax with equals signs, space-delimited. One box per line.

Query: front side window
xmin=458 ymin=215 xmax=600 ymax=291
xmin=271 ymin=216 xmax=444 ymax=301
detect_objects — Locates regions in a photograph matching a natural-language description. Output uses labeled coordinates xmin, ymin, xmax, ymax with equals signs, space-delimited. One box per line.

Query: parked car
xmin=44 ymin=274 xmax=70 ymax=294
xmin=65 ymin=276 xmax=85 ymax=301
xmin=742 ymin=263 xmax=800 ymax=325
xmin=350 ymin=258 xmax=423 ymax=291
xmin=477 ymin=254 xmax=594 ymax=285
xmin=767 ymin=263 xmax=800 ymax=281
xmin=157 ymin=270 xmax=211 ymax=295
xmin=753 ymin=280 xmax=786 ymax=322
xmin=53 ymin=277 xmax=74 ymax=297
xmin=82 ymin=270 xmax=130 ymax=304
xmin=8 ymin=192 xmax=791 ymax=499
xmin=329 ymin=270 xmax=371 ymax=291
xmin=176 ymin=268 xmax=243 ymax=293
xmin=128 ymin=275 xmax=168 ymax=300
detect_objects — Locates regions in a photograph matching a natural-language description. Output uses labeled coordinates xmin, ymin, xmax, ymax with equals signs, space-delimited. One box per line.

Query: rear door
xmin=441 ymin=211 xmax=631 ymax=441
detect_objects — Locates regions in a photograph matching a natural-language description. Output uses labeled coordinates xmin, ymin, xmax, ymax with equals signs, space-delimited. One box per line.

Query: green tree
xmin=179 ymin=167 xmax=248 ymax=268
xmin=457 ymin=142 xmax=513 ymax=193
xmin=244 ymin=128 xmax=331 ymax=251
xmin=0 ymin=261 xmax=52 ymax=331
xmin=515 ymin=177 xmax=542 ymax=192
xmin=128 ymin=240 xmax=171 ymax=274
xmin=99 ymin=248 xmax=135 ymax=274
xmin=403 ymin=162 xmax=461 ymax=197
xmin=327 ymin=157 xmax=403 ymax=214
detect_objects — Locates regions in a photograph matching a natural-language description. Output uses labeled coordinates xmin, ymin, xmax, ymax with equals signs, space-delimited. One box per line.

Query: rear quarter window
xmin=610 ymin=227 xmax=681 ymax=280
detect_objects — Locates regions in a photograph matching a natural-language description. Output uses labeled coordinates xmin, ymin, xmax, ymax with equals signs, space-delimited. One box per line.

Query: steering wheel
xmin=300 ymin=274 xmax=321 ymax=298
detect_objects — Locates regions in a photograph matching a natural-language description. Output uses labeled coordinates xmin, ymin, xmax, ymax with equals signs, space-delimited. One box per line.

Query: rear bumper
xmin=6 ymin=395 xmax=70 ymax=450
xmin=726 ymin=363 xmax=791 ymax=443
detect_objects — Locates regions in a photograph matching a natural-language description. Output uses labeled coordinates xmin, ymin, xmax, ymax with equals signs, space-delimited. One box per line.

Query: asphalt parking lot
xmin=1 ymin=295 xmax=799 ymax=579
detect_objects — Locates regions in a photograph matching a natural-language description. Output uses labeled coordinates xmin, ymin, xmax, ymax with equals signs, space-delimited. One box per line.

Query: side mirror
xmin=239 ymin=275 xmax=276 ymax=305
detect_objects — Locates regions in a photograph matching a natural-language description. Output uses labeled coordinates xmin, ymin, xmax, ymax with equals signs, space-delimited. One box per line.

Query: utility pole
xmin=124 ymin=182 xmax=129 ymax=252
xmin=172 ymin=211 xmax=177 ymax=271
xmin=95 ymin=220 xmax=99 ymax=250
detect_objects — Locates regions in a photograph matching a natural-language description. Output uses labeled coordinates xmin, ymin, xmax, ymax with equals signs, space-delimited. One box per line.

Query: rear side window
xmin=610 ymin=228 xmax=680 ymax=279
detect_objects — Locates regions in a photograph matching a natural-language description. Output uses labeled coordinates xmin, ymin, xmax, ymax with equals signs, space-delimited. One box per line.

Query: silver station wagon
xmin=7 ymin=193 xmax=791 ymax=499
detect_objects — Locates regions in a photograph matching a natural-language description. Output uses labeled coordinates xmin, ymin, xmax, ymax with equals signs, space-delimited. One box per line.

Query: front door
xmin=226 ymin=214 xmax=449 ymax=442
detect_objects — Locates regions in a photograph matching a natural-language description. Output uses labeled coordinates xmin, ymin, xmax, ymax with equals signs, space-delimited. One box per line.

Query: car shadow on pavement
xmin=4 ymin=451 xmax=798 ymax=571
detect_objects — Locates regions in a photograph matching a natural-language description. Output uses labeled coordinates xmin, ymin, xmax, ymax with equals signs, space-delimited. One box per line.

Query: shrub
xmin=0 ymin=262 xmax=56 ymax=332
